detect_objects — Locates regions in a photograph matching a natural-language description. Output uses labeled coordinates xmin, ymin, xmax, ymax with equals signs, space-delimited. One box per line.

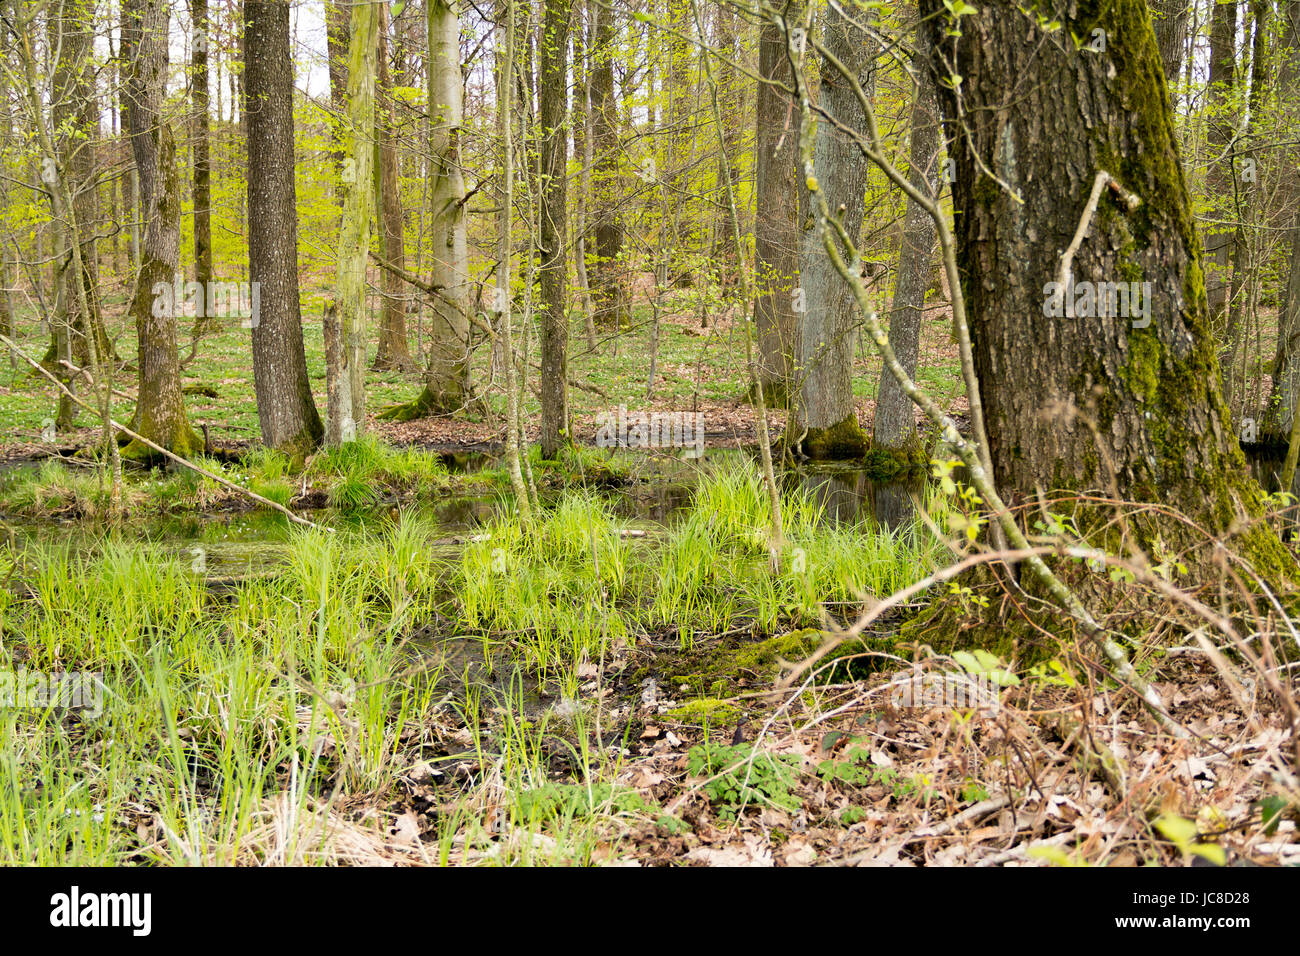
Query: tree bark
xmin=1205 ymin=0 xmax=1238 ymax=322
xmin=373 ymin=2 xmax=414 ymax=371
xmin=245 ymin=0 xmax=324 ymax=458
xmin=588 ymin=0 xmax=627 ymax=329
xmin=1264 ymin=1 xmax=1300 ymax=443
xmin=381 ymin=0 xmax=471 ymax=420
xmin=921 ymin=0 xmax=1287 ymax=565
xmin=571 ymin=0 xmax=596 ymax=347
xmin=122 ymin=0 xmax=201 ymax=457
xmin=1148 ymin=0 xmax=1188 ymax=88
xmin=538 ymin=0 xmax=570 ymax=459
xmin=712 ymin=1 xmax=743 ymax=289
xmin=752 ymin=10 xmax=803 ymax=407
xmin=326 ymin=1 xmax=350 ymax=188
xmin=52 ymin=0 xmax=110 ymax=367
xmin=328 ymin=0 xmax=379 ymax=445
xmin=875 ymin=17 xmax=940 ymax=456
xmin=793 ymin=2 xmax=871 ymax=457
xmin=191 ymin=0 xmax=214 ymax=334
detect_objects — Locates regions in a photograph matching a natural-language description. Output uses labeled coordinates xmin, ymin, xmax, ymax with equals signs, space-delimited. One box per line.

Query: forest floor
xmin=0 ymin=274 xmax=1295 ymax=866
xmin=0 ymin=272 xmax=968 ymax=458
xmin=0 ymin=448 xmax=1296 ymax=865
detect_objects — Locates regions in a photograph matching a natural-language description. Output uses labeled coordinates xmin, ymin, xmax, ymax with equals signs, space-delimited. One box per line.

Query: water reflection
xmin=785 ymin=465 xmax=920 ymax=532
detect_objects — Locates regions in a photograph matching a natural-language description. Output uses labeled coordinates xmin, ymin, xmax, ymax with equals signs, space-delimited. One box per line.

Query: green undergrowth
xmin=0 ymin=516 xmax=461 ymax=863
xmin=0 ymin=456 xmax=941 ymax=863
xmin=452 ymin=458 xmax=941 ymax=676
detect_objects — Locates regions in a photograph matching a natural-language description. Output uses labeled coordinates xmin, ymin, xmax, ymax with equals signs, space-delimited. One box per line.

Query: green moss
xmin=120 ymin=423 xmax=203 ymax=462
xmin=798 ymin=414 xmax=869 ymax=460
xmin=862 ymin=442 xmax=928 ymax=481
xmin=377 ymin=370 xmax=468 ymax=422
xmin=665 ymin=697 xmax=742 ymax=728
xmin=652 ymin=627 xmax=885 ymax=698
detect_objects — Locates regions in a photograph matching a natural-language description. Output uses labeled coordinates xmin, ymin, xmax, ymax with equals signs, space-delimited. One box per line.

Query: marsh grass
xmin=0 ymin=516 xmax=464 ymax=864
xmin=308 ymin=435 xmax=448 ymax=511
xmin=0 ymin=455 xmax=938 ymax=864
xmin=454 ymin=458 xmax=939 ymax=662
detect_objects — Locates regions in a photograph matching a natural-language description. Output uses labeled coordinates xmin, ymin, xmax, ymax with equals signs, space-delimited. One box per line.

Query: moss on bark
xmin=798 ymin=414 xmax=870 ymax=460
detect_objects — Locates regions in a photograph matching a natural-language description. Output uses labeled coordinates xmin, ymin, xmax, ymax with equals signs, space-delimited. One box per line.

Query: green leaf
xmin=1154 ymin=813 xmax=1198 ymax=850
xmin=1258 ymin=795 xmax=1288 ymax=836
xmin=1191 ymin=843 xmax=1227 ymax=866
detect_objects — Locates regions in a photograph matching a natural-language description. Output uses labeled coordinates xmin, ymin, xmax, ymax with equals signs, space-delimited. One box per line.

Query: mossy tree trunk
xmin=792 ymin=1 xmax=871 ymax=459
xmin=122 ymin=0 xmax=201 ymax=458
xmin=372 ymin=2 xmax=414 ymax=372
xmin=328 ymin=0 xmax=379 ymax=445
xmin=245 ymin=1 xmax=324 ymax=458
xmin=921 ymin=0 xmax=1290 ymax=569
xmin=538 ymin=0 xmax=570 ymax=459
xmin=751 ymin=11 xmax=802 ymax=407
xmin=874 ymin=14 xmax=939 ymax=458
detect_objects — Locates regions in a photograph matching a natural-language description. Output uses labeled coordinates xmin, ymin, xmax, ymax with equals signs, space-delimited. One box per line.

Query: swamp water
xmin=1 ymin=452 xmax=925 ymax=711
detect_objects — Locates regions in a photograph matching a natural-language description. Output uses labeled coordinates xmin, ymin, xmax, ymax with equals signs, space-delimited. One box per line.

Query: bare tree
xmin=538 ymin=0 xmax=570 ymax=458
xmin=245 ymin=0 xmax=324 ymax=457
xmin=122 ymin=0 xmax=201 ymax=456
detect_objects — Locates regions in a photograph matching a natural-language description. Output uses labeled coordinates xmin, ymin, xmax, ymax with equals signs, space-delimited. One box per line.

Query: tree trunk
xmin=383 ymin=0 xmax=472 ymax=420
xmin=497 ymin=1 xmax=532 ymax=519
xmin=245 ymin=0 xmax=324 ymax=458
xmin=752 ymin=11 xmax=803 ymax=407
xmin=329 ymin=0 xmax=379 ymax=445
xmin=191 ymin=0 xmax=214 ymax=335
xmin=1264 ymin=1 xmax=1300 ymax=443
xmin=52 ymin=0 xmax=110 ymax=367
xmin=1204 ymin=0 xmax=1238 ymax=322
xmin=373 ymin=2 xmax=413 ymax=371
xmin=326 ymin=0 xmax=350 ymax=187
xmin=921 ymin=0 xmax=1287 ymax=565
xmin=1220 ymin=0 xmax=1268 ymax=417
xmin=712 ymin=2 xmax=743 ymax=289
xmin=571 ymin=0 xmax=595 ymax=348
xmin=122 ymin=0 xmax=200 ymax=458
xmin=538 ymin=0 xmax=570 ymax=459
xmin=793 ymin=2 xmax=871 ymax=457
xmin=874 ymin=16 xmax=940 ymax=457
xmin=1148 ymin=0 xmax=1188 ymax=88
xmin=588 ymin=0 xmax=627 ymax=329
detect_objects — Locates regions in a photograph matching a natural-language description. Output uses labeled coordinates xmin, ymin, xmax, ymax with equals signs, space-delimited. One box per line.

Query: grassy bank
xmin=0 ymin=457 xmax=939 ymax=864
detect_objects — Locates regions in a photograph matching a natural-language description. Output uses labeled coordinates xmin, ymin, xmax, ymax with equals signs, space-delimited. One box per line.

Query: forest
xmin=0 ymin=0 xmax=1295 ymax=875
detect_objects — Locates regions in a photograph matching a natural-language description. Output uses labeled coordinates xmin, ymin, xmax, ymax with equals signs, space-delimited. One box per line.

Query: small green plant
xmin=687 ymin=742 xmax=802 ymax=820
xmin=838 ymin=806 xmax=868 ymax=826
xmin=1153 ymin=814 xmax=1226 ymax=866
xmin=329 ymin=470 xmax=380 ymax=511
xmin=517 ymin=782 xmax=647 ymax=821
xmin=952 ymin=649 xmax=1020 ymax=687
